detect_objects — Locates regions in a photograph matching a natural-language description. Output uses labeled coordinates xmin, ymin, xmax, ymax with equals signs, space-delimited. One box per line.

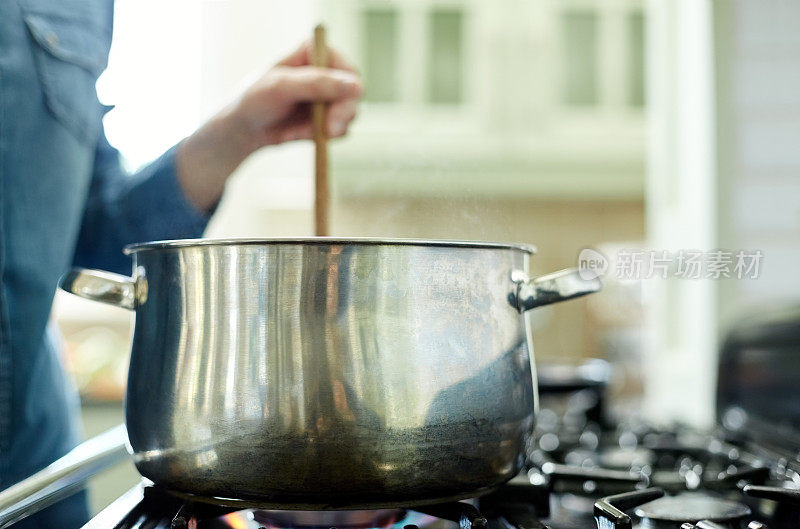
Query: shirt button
xmin=46 ymin=32 xmax=59 ymax=48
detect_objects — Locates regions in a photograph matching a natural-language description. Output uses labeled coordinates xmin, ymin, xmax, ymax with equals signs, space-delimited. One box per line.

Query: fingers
xmin=266 ymin=66 xmax=361 ymax=104
xmin=327 ymin=99 xmax=357 ymax=137
xmin=277 ymin=40 xmax=358 ymax=73
xmin=274 ymin=107 xmax=356 ymax=144
xmin=276 ymin=123 xmax=313 ymax=144
xmin=271 ymin=100 xmax=357 ymax=144
xmin=263 ymin=38 xmax=361 ymax=146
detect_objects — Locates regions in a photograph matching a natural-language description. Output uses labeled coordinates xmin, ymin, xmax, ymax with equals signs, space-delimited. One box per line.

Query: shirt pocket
xmin=20 ymin=3 xmax=112 ymax=144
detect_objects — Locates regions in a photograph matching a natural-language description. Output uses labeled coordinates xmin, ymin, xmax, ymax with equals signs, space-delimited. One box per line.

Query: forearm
xmin=175 ymin=102 xmax=258 ymax=212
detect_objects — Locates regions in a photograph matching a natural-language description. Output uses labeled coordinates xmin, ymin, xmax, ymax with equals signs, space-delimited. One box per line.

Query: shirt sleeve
xmin=72 ymin=130 xmax=211 ymax=274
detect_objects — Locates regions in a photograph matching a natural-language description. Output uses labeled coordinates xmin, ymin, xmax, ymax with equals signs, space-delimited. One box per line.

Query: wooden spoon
xmin=311 ymin=24 xmax=329 ymax=236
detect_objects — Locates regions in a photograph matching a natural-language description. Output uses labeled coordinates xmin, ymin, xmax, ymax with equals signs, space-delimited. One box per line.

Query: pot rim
xmin=124 ymin=237 xmax=536 ymax=255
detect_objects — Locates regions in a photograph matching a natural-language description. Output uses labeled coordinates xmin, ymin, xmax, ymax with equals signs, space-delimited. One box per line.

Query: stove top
xmin=72 ymin=418 xmax=800 ymax=529
xmin=4 ymin=306 xmax=800 ymax=529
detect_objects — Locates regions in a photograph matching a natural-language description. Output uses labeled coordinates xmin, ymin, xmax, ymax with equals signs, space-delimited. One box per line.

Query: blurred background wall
xmin=644 ymin=0 xmax=800 ymax=425
xmin=714 ymin=0 xmax=800 ymax=312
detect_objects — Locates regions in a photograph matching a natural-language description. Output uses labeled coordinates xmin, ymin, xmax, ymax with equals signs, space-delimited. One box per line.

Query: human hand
xmin=176 ymin=41 xmax=361 ymax=212
xmin=235 ymin=41 xmax=362 ymax=146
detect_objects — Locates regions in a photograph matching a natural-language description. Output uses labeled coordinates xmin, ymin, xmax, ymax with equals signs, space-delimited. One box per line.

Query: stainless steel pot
xmin=60 ymin=238 xmax=600 ymax=508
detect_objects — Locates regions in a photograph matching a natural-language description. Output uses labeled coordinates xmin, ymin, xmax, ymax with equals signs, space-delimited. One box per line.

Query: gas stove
xmin=533 ymin=423 xmax=796 ymax=529
xmin=528 ymin=305 xmax=800 ymax=529
xmin=74 ymin=420 xmax=799 ymax=529
xmin=1 ymin=306 xmax=799 ymax=529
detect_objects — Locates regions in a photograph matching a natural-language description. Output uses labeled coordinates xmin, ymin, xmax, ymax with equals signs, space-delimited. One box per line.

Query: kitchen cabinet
xmin=322 ymin=0 xmax=646 ymax=199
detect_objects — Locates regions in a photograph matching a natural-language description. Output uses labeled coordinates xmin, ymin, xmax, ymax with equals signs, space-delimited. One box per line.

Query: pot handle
xmin=59 ymin=268 xmax=141 ymax=310
xmin=512 ymin=268 xmax=601 ymax=312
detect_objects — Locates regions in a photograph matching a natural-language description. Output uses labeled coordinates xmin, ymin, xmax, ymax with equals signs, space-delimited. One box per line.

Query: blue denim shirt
xmin=0 ymin=0 xmax=209 ymax=526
